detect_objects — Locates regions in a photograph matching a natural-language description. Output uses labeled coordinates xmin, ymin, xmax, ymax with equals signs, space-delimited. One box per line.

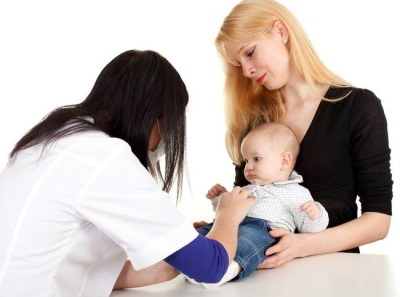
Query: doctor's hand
xmin=257 ymin=228 xmax=310 ymax=269
xmin=215 ymin=186 xmax=255 ymax=225
xmin=206 ymin=183 xmax=228 ymax=199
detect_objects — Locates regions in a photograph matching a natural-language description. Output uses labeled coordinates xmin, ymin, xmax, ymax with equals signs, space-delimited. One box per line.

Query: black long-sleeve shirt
xmin=234 ymin=87 xmax=393 ymax=253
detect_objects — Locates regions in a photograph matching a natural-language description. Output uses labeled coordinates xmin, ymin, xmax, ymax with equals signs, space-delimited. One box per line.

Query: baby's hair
xmin=247 ymin=122 xmax=299 ymax=166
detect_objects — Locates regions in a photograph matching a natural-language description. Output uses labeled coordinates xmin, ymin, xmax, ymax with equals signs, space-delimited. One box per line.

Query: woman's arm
xmin=260 ymin=90 xmax=392 ymax=268
xmin=114 ymin=260 xmax=179 ymax=289
xmin=259 ymin=212 xmax=390 ymax=269
xmin=164 ymin=187 xmax=255 ymax=283
xmin=115 ymin=187 xmax=256 ymax=287
xmin=205 ymin=186 xmax=254 ymax=262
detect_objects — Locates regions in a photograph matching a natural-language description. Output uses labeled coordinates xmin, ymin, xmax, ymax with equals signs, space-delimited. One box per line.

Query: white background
xmin=1 ymin=1 xmax=398 ymax=264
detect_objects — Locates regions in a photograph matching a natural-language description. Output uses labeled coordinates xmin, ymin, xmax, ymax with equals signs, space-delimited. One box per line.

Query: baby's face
xmin=241 ymin=133 xmax=283 ymax=185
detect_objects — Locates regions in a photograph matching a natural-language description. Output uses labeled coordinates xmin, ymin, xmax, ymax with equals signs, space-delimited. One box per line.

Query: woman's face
xmin=224 ymin=25 xmax=291 ymax=90
xmin=148 ymin=119 xmax=163 ymax=151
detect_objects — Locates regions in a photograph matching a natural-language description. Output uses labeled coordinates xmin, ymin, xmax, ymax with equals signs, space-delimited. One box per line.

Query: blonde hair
xmin=216 ymin=0 xmax=351 ymax=164
xmin=244 ymin=122 xmax=299 ymax=169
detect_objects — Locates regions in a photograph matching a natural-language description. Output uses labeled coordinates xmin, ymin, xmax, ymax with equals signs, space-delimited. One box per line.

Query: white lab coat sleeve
xmin=75 ymin=142 xmax=198 ymax=270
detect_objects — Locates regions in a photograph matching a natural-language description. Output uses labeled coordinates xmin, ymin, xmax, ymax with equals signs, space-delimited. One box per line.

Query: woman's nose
xmin=242 ymin=63 xmax=256 ymax=78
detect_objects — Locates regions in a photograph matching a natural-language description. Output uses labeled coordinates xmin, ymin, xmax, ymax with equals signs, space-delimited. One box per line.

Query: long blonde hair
xmin=216 ymin=0 xmax=351 ymax=164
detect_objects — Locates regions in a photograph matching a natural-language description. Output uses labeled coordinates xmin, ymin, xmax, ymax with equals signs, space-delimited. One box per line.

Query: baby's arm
xmin=193 ymin=184 xmax=228 ymax=227
xmin=300 ymin=200 xmax=321 ymax=221
xmin=206 ymin=184 xmax=228 ymax=199
xmin=206 ymin=184 xmax=228 ymax=212
xmin=292 ymin=186 xmax=329 ymax=233
xmin=297 ymin=200 xmax=329 ymax=233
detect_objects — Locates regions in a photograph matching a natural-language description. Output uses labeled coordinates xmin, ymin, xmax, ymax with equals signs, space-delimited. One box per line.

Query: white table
xmin=111 ymin=253 xmax=399 ymax=297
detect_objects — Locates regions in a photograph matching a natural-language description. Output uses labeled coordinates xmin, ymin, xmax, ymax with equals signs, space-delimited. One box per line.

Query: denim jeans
xmin=196 ymin=216 xmax=277 ymax=280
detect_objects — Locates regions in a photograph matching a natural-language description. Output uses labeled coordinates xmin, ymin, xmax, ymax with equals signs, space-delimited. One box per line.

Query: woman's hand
xmin=114 ymin=260 xmax=179 ymax=289
xmin=206 ymin=184 xmax=228 ymax=199
xmin=208 ymin=186 xmax=256 ymax=262
xmin=215 ymin=186 xmax=255 ymax=225
xmin=257 ymin=228 xmax=308 ymax=269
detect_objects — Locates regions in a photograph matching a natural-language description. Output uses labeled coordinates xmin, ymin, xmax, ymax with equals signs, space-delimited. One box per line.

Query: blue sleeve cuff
xmin=164 ymin=234 xmax=229 ymax=283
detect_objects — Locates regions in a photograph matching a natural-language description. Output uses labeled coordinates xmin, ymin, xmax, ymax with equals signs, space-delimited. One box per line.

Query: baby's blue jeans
xmin=196 ymin=216 xmax=277 ymax=280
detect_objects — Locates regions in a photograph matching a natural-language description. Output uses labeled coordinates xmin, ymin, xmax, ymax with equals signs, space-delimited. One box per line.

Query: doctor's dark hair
xmin=10 ymin=49 xmax=189 ymax=199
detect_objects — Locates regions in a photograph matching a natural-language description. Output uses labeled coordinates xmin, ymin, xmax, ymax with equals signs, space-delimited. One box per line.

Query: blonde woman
xmin=206 ymin=0 xmax=392 ymax=269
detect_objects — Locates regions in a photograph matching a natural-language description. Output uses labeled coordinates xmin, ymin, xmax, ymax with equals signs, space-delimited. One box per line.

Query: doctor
xmin=0 ymin=49 xmax=255 ymax=297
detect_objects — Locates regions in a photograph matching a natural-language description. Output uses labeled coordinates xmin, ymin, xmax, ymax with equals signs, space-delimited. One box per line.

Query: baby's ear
xmin=281 ymin=151 xmax=293 ymax=170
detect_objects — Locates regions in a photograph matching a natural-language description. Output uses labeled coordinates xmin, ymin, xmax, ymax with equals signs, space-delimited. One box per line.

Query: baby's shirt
xmin=211 ymin=171 xmax=328 ymax=233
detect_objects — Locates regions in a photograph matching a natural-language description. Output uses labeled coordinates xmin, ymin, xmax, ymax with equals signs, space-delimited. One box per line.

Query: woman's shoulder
xmin=331 ymin=86 xmax=381 ymax=105
xmin=60 ymin=131 xmax=134 ymax=164
xmin=326 ymin=86 xmax=384 ymax=116
xmin=67 ymin=130 xmax=126 ymax=148
xmin=330 ymin=87 xmax=388 ymax=134
xmin=348 ymin=88 xmax=385 ymax=119
xmin=350 ymin=87 xmax=381 ymax=104
xmin=327 ymin=86 xmax=380 ymax=102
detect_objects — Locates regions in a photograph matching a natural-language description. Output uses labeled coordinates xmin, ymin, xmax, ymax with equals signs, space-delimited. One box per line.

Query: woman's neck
xmin=279 ymin=79 xmax=329 ymax=107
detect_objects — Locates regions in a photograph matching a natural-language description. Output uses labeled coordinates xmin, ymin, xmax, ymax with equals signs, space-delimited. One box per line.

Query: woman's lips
xmin=256 ymin=73 xmax=266 ymax=84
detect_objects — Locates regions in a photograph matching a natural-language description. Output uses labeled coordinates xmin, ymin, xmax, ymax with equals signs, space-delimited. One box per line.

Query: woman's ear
xmin=274 ymin=20 xmax=289 ymax=43
xmin=281 ymin=151 xmax=293 ymax=170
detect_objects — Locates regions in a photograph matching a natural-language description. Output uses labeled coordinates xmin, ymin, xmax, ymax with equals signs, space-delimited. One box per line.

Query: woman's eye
xmin=247 ymin=48 xmax=255 ymax=58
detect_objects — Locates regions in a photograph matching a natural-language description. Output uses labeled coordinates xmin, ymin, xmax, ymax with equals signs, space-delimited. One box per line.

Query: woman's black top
xmin=233 ymin=87 xmax=393 ymax=253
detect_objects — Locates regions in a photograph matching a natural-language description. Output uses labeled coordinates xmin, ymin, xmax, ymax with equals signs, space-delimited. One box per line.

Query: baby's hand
xmin=300 ymin=200 xmax=320 ymax=221
xmin=193 ymin=221 xmax=209 ymax=229
xmin=206 ymin=184 xmax=228 ymax=199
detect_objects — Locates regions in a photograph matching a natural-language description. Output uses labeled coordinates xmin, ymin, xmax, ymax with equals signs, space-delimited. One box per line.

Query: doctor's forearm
xmin=206 ymin=213 xmax=239 ymax=263
xmin=113 ymin=260 xmax=179 ymax=289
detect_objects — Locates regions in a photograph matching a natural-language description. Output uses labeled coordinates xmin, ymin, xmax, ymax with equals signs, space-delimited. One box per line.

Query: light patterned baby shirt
xmin=211 ymin=171 xmax=328 ymax=233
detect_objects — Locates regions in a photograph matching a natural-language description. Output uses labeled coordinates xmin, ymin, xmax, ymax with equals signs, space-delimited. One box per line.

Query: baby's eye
xmin=254 ymin=157 xmax=261 ymax=162
xmin=244 ymin=159 xmax=249 ymax=163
